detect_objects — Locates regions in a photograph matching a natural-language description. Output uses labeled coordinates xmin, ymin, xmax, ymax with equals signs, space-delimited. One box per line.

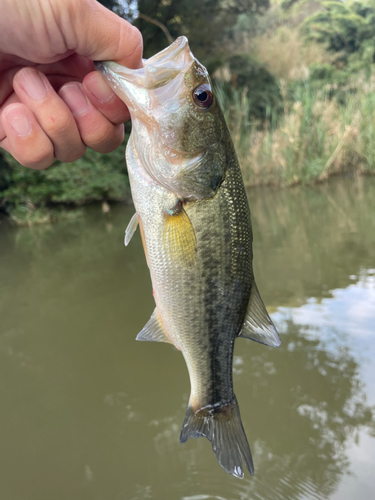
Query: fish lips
xmin=94 ymin=36 xmax=195 ymax=114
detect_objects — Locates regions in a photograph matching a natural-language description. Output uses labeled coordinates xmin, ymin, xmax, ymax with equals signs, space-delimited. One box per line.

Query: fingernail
xmin=89 ymin=74 xmax=115 ymax=103
xmin=18 ymin=68 xmax=47 ymax=100
xmin=6 ymin=106 xmax=32 ymax=137
xmin=59 ymin=83 xmax=90 ymax=116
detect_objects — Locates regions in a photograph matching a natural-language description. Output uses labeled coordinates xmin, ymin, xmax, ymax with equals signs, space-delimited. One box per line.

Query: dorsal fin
xmin=239 ymin=283 xmax=281 ymax=347
xmin=136 ymin=308 xmax=172 ymax=344
xmin=124 ymin=213 xmax=139 ymax=246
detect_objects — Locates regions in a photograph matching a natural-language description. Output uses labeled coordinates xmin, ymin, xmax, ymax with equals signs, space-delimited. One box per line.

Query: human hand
xmin=0 ymin=0 xmax=142 ymax=169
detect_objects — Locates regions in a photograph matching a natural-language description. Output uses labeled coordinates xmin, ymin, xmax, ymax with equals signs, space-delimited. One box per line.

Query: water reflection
xmin=149 ymin=313 xmax=374 ymax=500
xmin=249 ymin=177 xmax=375 ymax=308
xmin=0 ymin=178 xmax=375 ymax=499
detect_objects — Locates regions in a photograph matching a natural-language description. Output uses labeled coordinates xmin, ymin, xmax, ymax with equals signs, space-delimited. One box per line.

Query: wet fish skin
xmin=95 ymin=37 xmax=280 ymax=478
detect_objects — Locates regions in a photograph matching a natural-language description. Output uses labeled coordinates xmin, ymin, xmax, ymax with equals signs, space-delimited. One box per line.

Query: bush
xmin=215 ymin=54 xmax=283 ymax=121
xmin=0 ymin=143 xmax=129 ymax=217
xmin=303 ymin=0 xmax=375 ymax=68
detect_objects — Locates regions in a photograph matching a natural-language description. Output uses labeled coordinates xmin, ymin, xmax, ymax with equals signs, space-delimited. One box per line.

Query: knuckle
xmin=56 ymin=144 xmax=87 ymax=163
xmin=43 ymin=111 xmax=73 ymax=138
xmin=87 ymin=124 xmax=124 ymax=153
xmin=21 ymin=143 xmax=54 ymax=169
xmin=103 ymin=101 xmax=130 ymax=126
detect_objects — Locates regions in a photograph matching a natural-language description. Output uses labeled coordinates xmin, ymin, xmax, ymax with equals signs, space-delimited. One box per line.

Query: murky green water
xmin=0 ymin=177 xmax=374 ymax=500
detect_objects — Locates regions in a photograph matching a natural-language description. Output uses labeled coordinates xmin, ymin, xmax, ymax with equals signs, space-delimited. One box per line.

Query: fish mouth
xmin=95 ymin=37 xmax=198 ymax=161
xmin=94 ymin=36 xmax=194 ymax=93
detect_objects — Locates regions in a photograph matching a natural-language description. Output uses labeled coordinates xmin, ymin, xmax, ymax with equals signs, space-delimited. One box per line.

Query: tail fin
xmin=180 ymin=396 xmax=254 ymax=478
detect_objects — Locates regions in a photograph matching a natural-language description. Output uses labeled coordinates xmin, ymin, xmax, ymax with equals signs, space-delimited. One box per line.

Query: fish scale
xmin=96 ymin=36 xmax=281 ymax=479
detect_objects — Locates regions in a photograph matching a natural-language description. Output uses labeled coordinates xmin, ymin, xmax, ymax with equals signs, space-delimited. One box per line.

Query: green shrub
xmin=216 ymin=54 xmax=283 ymax=121
xmin=0 ymin=143 xmax=129 ymax=215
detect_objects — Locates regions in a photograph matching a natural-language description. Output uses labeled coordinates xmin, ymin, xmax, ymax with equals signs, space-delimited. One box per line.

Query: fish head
xmin=95 ymin=37 xmax=227 ymax=200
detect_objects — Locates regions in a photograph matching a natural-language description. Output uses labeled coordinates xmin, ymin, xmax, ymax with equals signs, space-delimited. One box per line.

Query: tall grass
xmin=219 ymin=79 xmax=375 ymax=187
xmin=222 ymin=3 xmax=375 ymax=186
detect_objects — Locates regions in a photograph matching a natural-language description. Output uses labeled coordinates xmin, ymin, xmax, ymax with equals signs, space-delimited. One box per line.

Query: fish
xmin=95 ymin=36 xmax=281 ymax=479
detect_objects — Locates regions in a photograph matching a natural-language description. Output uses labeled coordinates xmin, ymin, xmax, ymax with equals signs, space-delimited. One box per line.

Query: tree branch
xmin=138 ymin=13 xmax=174 ymax=45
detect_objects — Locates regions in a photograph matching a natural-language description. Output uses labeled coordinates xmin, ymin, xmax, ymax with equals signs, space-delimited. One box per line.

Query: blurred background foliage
xmin=1 ymin=0 xmax=375 ymax=223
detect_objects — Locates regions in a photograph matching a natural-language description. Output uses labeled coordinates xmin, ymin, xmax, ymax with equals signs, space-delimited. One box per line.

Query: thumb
xmin=70 ymin=0 xmax=143 ymax=68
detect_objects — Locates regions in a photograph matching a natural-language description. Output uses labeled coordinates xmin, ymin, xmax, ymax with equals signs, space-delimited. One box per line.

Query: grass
xmin=219 ymin=77 xmax=375 ymax=187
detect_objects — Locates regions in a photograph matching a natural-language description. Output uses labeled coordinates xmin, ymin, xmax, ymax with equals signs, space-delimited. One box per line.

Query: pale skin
xmin=0 ymin=0 xmax=143 ymax=169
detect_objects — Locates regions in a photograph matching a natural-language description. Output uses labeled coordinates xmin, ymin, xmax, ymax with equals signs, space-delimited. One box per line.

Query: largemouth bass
xmin=95 ymin=37 xmax=280 ymax=478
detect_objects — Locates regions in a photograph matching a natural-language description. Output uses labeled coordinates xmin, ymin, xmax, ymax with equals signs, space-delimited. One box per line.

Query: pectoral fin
xmin=239 ymin=283 xmax=281 ymax=347
xmin=124 ymin=213 xmax=139 ymax=246
xmin=136 ymin=308 xmax=172 ymax=344
xmin=163 ymin=204 xmax=196 ymax=266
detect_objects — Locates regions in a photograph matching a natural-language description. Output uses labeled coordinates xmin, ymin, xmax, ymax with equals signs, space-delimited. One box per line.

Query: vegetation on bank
xmin=222 ymin=79 xmax=375 ymax=187
xmin=220 ymin=0 xmax=375 ymax=186
xmin=0 ymin=142 xmax=128 ymax=223
xmin=1 ymin=0 xmax=375 ymax=223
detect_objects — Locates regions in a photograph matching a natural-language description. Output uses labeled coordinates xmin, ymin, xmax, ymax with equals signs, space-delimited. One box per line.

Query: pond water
xmin=0 ymin=177 xmax=374 ymax=500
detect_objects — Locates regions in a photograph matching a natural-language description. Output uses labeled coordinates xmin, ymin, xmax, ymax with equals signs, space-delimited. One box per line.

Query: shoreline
xmin=1 ymin=172 xmax=371 ymax=227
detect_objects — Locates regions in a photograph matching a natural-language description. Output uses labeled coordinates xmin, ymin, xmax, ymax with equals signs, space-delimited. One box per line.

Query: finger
xmin=0 ymin=71 xmax=81 ymax=142
xmin=0 ymin=67 xmax=24 ymax=105
xmin=58 ymin=82 xmax=124 ymax=153
xmin=67 ymin=0 xmax=143 ymax=68
xmin=1 ymin=54 xmax=94 ymax=106
xmin=0 ymin=103 xmax=54 ymax=169
xmin=0 ymin=92 xmax=21 ymax=141
xmin=34 ymin=53 xmax=94 ymax=82
xmin=82 ymin=71 xmax=130 ymax=125
xmin=13 ymin=67 xmax=86 ymax=162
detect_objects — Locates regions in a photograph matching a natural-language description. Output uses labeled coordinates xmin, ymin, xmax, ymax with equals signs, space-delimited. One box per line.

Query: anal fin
xmin=125 ymin=213 xmax=139 ymax=246
xmin=136 ymin=308 xmax=172 ymax=344
xmin=239 ymin=282 xmax=281 ymax=347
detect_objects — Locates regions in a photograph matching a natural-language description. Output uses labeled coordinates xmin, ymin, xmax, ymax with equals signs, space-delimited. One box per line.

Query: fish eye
xmin=193 ymin=84 xmax=213 ymax=108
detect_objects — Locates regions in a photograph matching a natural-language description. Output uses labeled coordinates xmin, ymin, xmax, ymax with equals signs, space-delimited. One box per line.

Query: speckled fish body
xmin=95 ymin=37 xmax=280 ymax=479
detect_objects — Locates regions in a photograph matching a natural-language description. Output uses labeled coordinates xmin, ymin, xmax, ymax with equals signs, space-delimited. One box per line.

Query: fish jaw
xmin=94 ymin=36 xmax=194 ymax=120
